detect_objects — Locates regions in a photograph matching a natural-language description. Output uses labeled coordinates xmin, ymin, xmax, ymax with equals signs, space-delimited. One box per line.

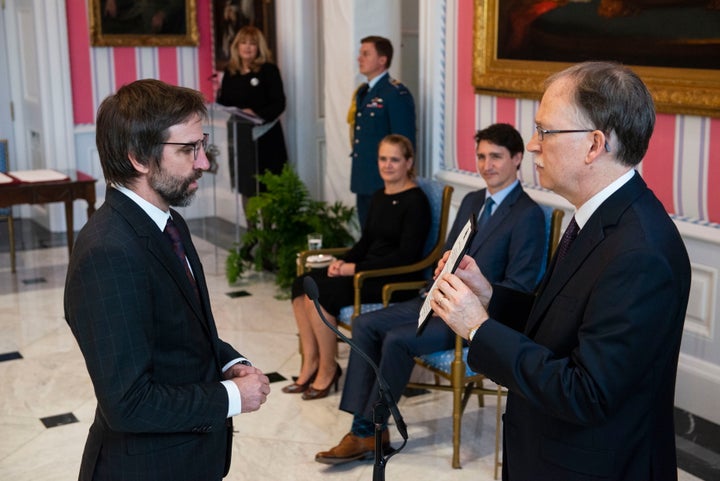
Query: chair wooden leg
xmin=494 ymin=385 xmax=503 ymax=480
xmin=451 ymin=359 xmax=463 ymax=468
xmin=8 ymin=217 xmax=15 ymax=273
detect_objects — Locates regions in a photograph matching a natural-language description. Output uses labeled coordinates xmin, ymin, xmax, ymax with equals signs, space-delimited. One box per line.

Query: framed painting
xmin=211 ymin=0 xmax=277 ymax=72
xmin=473 ymin=0 xmax=720 ymax=117
xmin=89 ymin=0 xmax=199 ymax=47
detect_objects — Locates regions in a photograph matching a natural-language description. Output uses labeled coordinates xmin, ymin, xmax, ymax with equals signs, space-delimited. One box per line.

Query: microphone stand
xmin=303 ymin=277 xmax=407 ymax=481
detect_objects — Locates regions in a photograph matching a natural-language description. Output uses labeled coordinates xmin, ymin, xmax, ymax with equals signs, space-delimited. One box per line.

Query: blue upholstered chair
xmin=401 ymin=205 xmax=564 ymax=473
xmin=0 ymin=140 xmax=16 ymax=273
xmin=296 ymin=178 xmax=453 ymax=331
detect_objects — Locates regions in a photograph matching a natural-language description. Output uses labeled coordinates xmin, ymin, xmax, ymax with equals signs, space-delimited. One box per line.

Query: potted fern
xmin=226 ymin=165 xmax=356 ymax=292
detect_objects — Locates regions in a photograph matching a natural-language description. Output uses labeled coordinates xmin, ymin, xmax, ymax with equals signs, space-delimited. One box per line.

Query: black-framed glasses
xmin=535 ymin=126 xmax=594 ymax=141
xmin=161 ymin=133 xmax=209 ymax=161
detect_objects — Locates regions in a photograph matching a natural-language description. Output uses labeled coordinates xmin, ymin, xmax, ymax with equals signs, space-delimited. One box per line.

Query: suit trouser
xmin=338 ymin=297 xmax=456 ymax=421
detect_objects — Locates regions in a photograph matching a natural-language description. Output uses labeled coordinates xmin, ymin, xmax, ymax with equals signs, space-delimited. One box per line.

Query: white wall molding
xmin=676 ymin=353 xmax=720 ymax=425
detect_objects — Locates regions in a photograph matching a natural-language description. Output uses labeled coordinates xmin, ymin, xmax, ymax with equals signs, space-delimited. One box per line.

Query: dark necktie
xmin=357 ymin=82 xmax=369 ymax=103
xmin=477 ymin=197 xmax=495 ymax=230
xmin=554 ymin=216 xmax=579 ymax=264
xmin=164 ymin=218 xmax=200 ymax=300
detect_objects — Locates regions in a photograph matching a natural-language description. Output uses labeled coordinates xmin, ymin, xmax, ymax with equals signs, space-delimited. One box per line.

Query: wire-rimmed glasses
xmin=535 ymin=126 xmax=594 ymax=141
xmin=161 ymin=133 xmax=209 ymax=161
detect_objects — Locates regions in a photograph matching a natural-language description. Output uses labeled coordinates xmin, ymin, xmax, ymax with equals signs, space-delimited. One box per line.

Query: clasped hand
xmin=430 ymin=252 xmax=493 ymax=339
xmin=327 ymin=260 xmax=355 ymax=277
xmin=224 ymin=364 xmax=271 ymax=413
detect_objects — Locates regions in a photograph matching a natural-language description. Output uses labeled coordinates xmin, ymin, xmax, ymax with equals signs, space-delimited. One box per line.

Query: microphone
xmin=303 ymin=276 xmax=408 ymax=441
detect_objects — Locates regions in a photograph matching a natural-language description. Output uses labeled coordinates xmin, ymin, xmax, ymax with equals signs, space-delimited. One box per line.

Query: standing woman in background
xmin=217 ymin=26 xmax=288 ymax=214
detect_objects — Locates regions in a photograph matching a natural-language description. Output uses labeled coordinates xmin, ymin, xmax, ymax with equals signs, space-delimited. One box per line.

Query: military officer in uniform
xmin=348 ymin=35 xmax=416 ymax=228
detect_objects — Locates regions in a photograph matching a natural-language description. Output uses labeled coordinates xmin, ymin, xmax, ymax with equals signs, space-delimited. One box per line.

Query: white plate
xmin=306 ymin=254 xmax=335 ymax=268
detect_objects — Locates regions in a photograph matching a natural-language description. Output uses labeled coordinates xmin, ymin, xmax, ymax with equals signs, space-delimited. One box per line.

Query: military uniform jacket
xmin=350 ymin=73 xmax=415 ymax=195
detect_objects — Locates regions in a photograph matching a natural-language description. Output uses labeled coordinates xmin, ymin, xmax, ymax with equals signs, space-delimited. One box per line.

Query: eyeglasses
xmin=535 ymin=126 xmax=594 ymax=141
xmin=161 ymin=133 xmax=209 ymax=161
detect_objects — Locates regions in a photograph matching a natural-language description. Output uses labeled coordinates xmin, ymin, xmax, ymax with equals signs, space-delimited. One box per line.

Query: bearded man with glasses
xmin=64 ymin=79 xmax=271 ymax=481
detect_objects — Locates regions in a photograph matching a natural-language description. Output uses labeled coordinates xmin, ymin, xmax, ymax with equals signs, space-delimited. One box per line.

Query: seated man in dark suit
xmin=315 ymin=123 xmax=547 ymax=464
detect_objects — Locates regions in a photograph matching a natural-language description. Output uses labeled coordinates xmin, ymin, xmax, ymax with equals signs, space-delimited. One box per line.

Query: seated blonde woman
xmin=284 ymin=134 xmax=431 ymax=400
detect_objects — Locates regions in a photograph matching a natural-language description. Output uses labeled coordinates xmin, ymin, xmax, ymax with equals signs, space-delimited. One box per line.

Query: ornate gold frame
xmin=89 ymin=0 xmax=199 ymax=47
xmin=473 ymin=0 xmax=720 ymax=117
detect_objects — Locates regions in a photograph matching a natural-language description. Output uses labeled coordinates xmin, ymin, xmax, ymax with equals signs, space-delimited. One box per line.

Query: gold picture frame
xmin=473 ymin=0 xmax=720 ymax=117
xmin=89 ymin=0 xmax=199 ymax=47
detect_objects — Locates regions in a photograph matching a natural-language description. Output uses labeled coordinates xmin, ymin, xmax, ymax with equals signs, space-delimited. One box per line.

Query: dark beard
xmin=150 ymin=168 xmax=201 ymax=207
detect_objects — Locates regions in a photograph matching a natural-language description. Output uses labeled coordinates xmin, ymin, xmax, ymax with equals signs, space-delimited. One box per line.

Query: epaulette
xmin=390 ymin=78 xmax=409 ymax=93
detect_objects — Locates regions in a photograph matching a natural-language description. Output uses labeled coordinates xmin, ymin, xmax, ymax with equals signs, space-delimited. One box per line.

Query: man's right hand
xmin=230 ymin=370 xmax=271 ymax=413
xmin=435 ymin=252 xmax=493 ymax=308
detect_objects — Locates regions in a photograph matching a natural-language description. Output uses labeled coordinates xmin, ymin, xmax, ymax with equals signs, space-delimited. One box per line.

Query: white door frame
xmin=2 ymin=0 xmax=75 ymax=230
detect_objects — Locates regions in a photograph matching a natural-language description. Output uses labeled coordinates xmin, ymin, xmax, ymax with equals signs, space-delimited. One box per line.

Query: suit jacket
xmin=350 ymin=73 xmax=415 ymax=195
xmin=64 ymin=188 xmax=242 ymax=481
xmin=446 ymin=183 xmax=546 ymax=291
xmin=338 ymin=183 xmax=545 ymax=420
xmin=470 ymin=173 xmax=691 ymax=480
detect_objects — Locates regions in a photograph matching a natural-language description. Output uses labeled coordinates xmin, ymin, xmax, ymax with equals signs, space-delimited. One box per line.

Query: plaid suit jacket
xmin=65 ymin=188 xmax=242 ymax=481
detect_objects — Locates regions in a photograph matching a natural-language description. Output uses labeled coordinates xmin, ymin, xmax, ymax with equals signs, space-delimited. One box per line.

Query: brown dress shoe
xmin=315 ymin=431 xmax=390 ymax=465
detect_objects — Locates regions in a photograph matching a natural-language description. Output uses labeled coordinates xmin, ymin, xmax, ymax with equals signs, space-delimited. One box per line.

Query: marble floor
xmin=0 ymin=222 xmax=709 ymax=481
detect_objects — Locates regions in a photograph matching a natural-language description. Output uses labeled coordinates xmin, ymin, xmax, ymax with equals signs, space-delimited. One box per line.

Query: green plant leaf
xmin=226 ymin=165 xmax=355 ymax=291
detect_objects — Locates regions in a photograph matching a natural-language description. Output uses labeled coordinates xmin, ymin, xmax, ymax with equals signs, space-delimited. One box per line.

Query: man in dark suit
xmin=349 ymin=35 xmax=415 ymax=227
xmin=432 ymin=62 xmax=691 ymax=480
xmin=316 ymin=123 xmax=547 ymax=464
xmin=64 ymin=79 xmax=271 ymax=481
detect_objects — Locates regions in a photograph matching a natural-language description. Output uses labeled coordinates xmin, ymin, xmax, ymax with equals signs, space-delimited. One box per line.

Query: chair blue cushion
xmin=417 ymin=347 xmax=475 ymax=378
xmin=416 ymin=177 xmax=444 ymax=258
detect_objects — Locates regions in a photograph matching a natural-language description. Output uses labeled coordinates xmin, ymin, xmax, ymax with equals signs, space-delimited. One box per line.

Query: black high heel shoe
xmin=282 ymin=369 xmax=318 ymax=394
xmin=302 ymin=364 xmax=342 ymax=400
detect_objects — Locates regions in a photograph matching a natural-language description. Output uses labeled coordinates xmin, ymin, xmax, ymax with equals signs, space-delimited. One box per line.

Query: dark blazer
xmin=64 ymin=188 xmax=242 ymax=481
xmin=350 ymin=73 xmax=415 ymax=195
xmin=449 ymin=183 xmax=546 ymax=291
xmin=471 ymin=173 xmax=691 ymax=480
xmin=338 ymin=182 xmax=545 ymax=421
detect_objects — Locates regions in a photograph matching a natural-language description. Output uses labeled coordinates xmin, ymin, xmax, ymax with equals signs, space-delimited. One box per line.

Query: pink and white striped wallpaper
xmin=65 ymin=0 xmax=216 ymax=125
xmin=63 ymin=0 xmax=719 ymax=226
xmin=454 ymin=0 xmax=720 ymax=226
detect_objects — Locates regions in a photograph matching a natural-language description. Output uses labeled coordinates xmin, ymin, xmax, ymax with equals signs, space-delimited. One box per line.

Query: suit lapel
xmin=466 ymin=184 xmax=522 ymax=258
xmin=106 ymin=190 xmax=209 ymax=328
xmin=525 ymin=173 xmax=647 ymax=337
xmin=168 ymin=210 xmax=213 ymax=322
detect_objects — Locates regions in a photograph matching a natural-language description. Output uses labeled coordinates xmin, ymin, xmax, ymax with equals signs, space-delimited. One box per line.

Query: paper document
xmin=7 ymin=169 xmax=70 ymax=183
xmin=417 ymin=214 xmax=477 ymax=336
xmin=214 ymin=104 xmax=264 ymax=125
